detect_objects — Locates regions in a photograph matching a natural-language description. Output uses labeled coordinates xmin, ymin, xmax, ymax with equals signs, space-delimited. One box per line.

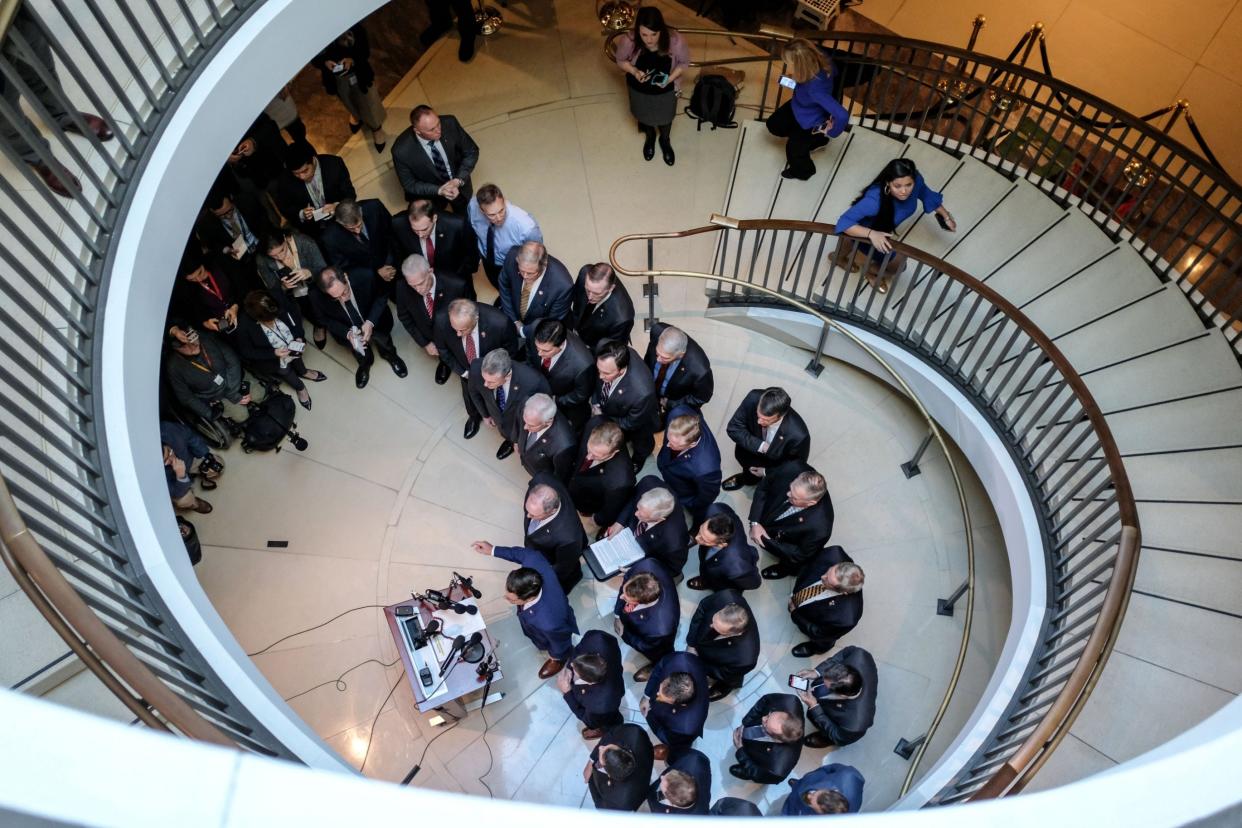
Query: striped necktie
xmin=428 ymin=140 xmax=450 ymax=181
xmin=519 ymin=281 xmax=533 ymax=320
xmin=792 ymin=582 xmax=828 ymax=608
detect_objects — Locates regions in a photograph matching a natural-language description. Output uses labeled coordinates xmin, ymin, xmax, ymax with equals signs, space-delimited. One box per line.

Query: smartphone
xmin=936 ymin=212 xmax=955 ymax=232
xmin=395 ymin=605 xmax=414 ymax=617
xmin=331 ymin=62 xmax=347 ymax=74
xmin=648 ymin=71 xmax=669 ymax=86
xmin=287 ymin=340 xmax=306 ymax=354
xmin=788 ymin=674 xmax=812 ymax=691
xmin=779 ymin=75 xmax=797 ymax=90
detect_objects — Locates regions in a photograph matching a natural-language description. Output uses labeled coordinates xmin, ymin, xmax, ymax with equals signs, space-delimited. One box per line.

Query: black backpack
xmin=241 ymin=391 xmax=297 ymax=452
xmin=686 ymin=74 xmax=738 ymax=131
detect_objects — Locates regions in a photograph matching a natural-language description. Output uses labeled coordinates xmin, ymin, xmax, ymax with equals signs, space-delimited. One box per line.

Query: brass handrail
xmin=0 ymin=474 xmax=236 ymax=747
xmin=609 ymin=215 xmax=1140 ymax=799
xmin=610 ymin=220 xmax=977 ymax=797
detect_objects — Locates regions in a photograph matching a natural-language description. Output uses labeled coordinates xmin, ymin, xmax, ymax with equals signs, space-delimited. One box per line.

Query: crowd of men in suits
xmin=162 ymin=100 xmax=880 ymax=816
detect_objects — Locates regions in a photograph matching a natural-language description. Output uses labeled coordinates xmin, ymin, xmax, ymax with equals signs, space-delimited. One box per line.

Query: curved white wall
xmin=100 ymin=0 xmax=387 ymax=770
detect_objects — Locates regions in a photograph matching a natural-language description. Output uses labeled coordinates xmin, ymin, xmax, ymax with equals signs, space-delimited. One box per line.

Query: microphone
xmin=438 ymin=634 xmax=466 ymax=676
xmin=454 ymin=571 xmax=482 ymax=599
xmin=413 ymin=618 xmax=442 ymax=649
xmin=425 ymin=589 xmax=478 ymax=615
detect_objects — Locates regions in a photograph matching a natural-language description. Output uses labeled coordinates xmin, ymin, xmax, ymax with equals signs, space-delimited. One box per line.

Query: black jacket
xmin=468 ymin=361 xmax=550 ymax=444
xmin=313 ymin=25 xmax=375 ymax=93
xmin=517 ymin=412 xmax=577 ymax=483
xmin=737 ymin=693 xmax=804 ymax=783
xmin=616 ymin=474 xmax=691 ymax=575
xmin=568 ymin=431 xmax=636 ymax=527
xmin=273 ymin=154 xmax=356 ymax=237
xmin=193 ymin=190 xmax=273 ymax=261
xmin=234 ymin=291 xmax=306 ymax=376
xmin=686 ymin=589 xmax=760 ymax=687
xmin=591 ymin=348 xmax=659 ymax=437
xmin=391 ymin=115 xmax=480 ymax=202
xmin=563 ymin=630 xmax=624 ymax=730
xmin=434 ymin=303 xmax=520 ymax=377
xmin=615 ymin=557 xmax=679 ymax=661
xmin=807 ymin=646 xmax=878 ymax=746
xmin=320 ymin=198 xmax=395 ymax=273
xmin=790 ymin=545 xmax=863 ymax=646
xmin=696 ymin=502 xmax=761 ymax=592
xmin=523 ymin=472 xmax=587 ymax=593
xmin=588 ymin=724 xmax=653 ymax=812
xmin=749 ymin=460 xmax=835 ymax=569
xmin=539 ymin=330 xmax=596 ymax=430
xmin=726 ymin=388 xmax=812 ymax=470
xmin=390 ymin=209 xmax=480 ymax=291
xmin=394 ymin=272 xmax=469 ymax=349
xmin=647 ymin=750 xmax=711 ymax=815
xmin=571 ymin=266 xmax=635 ymax=350
xmin=309 ymin=267 xmax=393 ymax=344
xmin=645 ymin=321 xmax=714 ymax=409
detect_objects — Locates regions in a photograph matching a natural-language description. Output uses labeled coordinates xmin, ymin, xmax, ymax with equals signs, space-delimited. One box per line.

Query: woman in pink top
xmin=614 ymin=7 xmax=691 ymax=166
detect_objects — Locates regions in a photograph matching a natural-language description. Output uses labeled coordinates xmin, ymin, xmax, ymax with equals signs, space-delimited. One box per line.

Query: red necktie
xmin=424 ymin=235 xmax=436 ymax=268
xmin=636 ymin=521 xmax=649 ymax=536
xmin=425 ymin=293 xmax=435 ymax=318
xmin=578 ymin=455 xmax=592 ymax=473
xmin=464 ymin=332 xmax=477 ymax=363
xmin=653 ymin=361 xmax=670 ymax=393
xmin=541 ymin=356 xmax=552 ymax=371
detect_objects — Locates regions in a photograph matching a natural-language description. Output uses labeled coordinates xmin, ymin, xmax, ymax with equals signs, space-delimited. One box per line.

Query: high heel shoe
xmin=297 ymin=390 xmax=312 ymax=410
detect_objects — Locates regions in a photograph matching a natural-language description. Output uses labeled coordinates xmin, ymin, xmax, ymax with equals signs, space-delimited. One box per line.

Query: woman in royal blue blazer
xmin=835 ymin=157 xmax=957 ymax=293
xmin=766 ymin=38 xmax=850 ymax=180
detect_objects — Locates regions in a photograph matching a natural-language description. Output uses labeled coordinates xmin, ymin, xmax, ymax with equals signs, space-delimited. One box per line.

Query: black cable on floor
xmin=283 ymin=657 xmax=402 ymax=703
xmin=399 ymin=717 xmax=462 ymax=785
xmin=359 ymin=668 xmax=406 ymax=774
xmin=247 ymin=604 xmax=389 ymax=656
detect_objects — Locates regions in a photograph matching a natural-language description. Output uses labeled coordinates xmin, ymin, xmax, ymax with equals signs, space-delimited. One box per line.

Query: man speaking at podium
xmin=473 ymin=541 xmax=578 ymax=679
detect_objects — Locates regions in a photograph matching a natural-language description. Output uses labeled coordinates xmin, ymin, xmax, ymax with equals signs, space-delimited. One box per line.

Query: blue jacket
xmin=783 ymin=763 xmax=865 ymax=815
xmin=494 ymin=545 xmax=578 ymax=661
xmin=836 ymin=173 xmax=944 ymax=233
xmin=643 ymin=651 xmax=709 ymax=747
xmin=656 ymin=404 xmax=722 ymax=522
xmin=615 ymin=557 xmax=679 ymax=660
xmin=790 ymin=70 xmax=849 ymax=135
xmin=563 ymin=630 xmax=624 ymax=729
xmin=697 ymin=502 xmax=761 ymax=592
xmin=497 ymin=246 xmax=574 ymax=340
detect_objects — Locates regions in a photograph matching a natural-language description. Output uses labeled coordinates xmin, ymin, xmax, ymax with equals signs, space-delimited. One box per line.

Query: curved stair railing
xmin=610 ymin=217 xmax=1140 ymax=802
xmin=606 ymin=26 xmax=1242 ymax=351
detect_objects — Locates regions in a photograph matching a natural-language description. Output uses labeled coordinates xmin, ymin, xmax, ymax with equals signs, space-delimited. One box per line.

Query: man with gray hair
xmin=644 ymin=321 xmax=714 ymax=421
xmin=686 ymin=589 xmax=760 ymax=700
xmin=468 ymin=346 xmax=550 ymax=460
xmin=749 ymin=460 xmax=835 ymax=580
xmin=393 ymin=253 xmax=470 ymax=385
xmin=498 ymin=240 xmax=574 ymax=347
xmin=523 ymin=473 xmax=588 ymax=592
xmin=789 ymin=545 xmax=865 ymax=658
xmin=568 ymin=419 xmax=636 ymax=531
xmin=320 ymin=198 xmax=397 ymax=292
xmin=517 ymin=393 xmax=577 ymax=482
xmin=309 ymin=266 xmax=406 ymax=388
xmin=607 ymin=475 xmax=691 ymax=576
xmin=434 ymin=297 xmax=519 ymax=438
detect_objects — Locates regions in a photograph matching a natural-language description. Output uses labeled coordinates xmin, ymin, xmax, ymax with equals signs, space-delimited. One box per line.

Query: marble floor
xmin=190 ymin=0 xmax=1012 ymax=814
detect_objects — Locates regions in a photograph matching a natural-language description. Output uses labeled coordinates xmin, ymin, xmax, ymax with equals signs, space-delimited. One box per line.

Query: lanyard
xmin=201 ymin=272 xmax=223 ymax=302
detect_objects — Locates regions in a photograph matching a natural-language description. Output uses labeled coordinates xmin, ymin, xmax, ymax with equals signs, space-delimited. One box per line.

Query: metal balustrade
xmin=610 ymin=217 xmax=1139 ymax=801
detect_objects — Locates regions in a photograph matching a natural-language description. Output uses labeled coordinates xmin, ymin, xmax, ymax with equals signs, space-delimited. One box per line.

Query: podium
xmin=384 ymin=581 xmax=503 ymax=722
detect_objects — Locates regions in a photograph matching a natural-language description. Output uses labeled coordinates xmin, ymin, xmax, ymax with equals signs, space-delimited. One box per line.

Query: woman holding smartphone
xmin=765 ymin=38 xmax=849 ymax=180
xmin=614 ymin=7 xmax=690 ymax=166
xmin=256 ymin=231 xmax=328 ymax=349
xmin=835 ymin=157 xmax=956 ymax=293
xmin=236 ymin=291 xmax=326 ymax=411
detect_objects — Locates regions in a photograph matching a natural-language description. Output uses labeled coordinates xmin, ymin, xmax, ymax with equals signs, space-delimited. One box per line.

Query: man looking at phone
xmin=793 ymin=645 xmax=878 ymax=749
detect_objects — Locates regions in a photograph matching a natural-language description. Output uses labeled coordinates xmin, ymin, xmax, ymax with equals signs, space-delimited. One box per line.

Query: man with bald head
xmin=523 ymin=473 xmax=588 ymax=593
xmin=498 ymin=241 xmax=573 ymax=350
xmin=468 ymin=348 xmax=550 ymax=460
xmin=391 ymin=105 xmax=478 ymax=210
xmin=749 ymin=459 xmax=835 ymax=580
xmin=394 ymin=253 xmax=469 ymax=385
xmin=730 ymin=693 xmax=805 ymax=783
xmin=435 ymin=297 xmax=519 ymax=439
xmin=517 ymin=393 xmax=576 ymax=482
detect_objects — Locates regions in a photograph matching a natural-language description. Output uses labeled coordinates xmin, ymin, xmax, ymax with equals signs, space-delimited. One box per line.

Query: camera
xmin=199 ymin=454 xmax=224 ymax=475
xmin=238 ymin=380 xmax=251 ymax=397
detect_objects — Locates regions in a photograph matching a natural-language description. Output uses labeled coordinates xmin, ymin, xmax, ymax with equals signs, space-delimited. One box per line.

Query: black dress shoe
xmin=721 ymin=473 xmax=748 ymax=492
xmin=791 ymin=641 xmax=831 ymax=659
xmin=707 ymin=682 xmax=732 ymax=702
xmin=761 ymin=565 xmax=788 ymax=580
xmin=661 ymin=140 xmax=675 ymax=166
xmin=728 ymin=764 xmax=752 ymax=781
xmin=458 ymin=30 xmax=477 ymax=63
xmin=434 ymin=361 xmax=451 ymax=385
xmin=781 ymin=168 xmax=814 ymax=180
xmin=496 ymin=440 xmax=514 ymax=460
xmin=388 ymin=356 xmax=408 ymax=378
xmin=642 ymin=134 xmax=655 ymax=161
xmin=686 ymin=576 xmax=707 ymax=591
xmin=803 ymin=732 xmax=835 ymax=749
xmin=463 ymin=418 xmax=481 ymax=439
xmin=355 ymin=367 xmax=370 ymax=389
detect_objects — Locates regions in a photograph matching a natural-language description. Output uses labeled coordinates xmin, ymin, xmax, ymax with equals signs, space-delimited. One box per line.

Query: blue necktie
xmin=496 ymin=384 xmax=507 ymax=413
xmin=428 ymin=141 xmax=450 ymax=181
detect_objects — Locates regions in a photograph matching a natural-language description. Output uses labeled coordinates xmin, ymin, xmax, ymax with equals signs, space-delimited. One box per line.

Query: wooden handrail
xmin=610 ymin=216 xmax=1140 ymax=799
xmin=0 ymin=474 xmax=237 ymax=748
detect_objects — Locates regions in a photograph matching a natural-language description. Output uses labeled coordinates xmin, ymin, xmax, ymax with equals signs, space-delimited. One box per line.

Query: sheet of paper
xmin=589 ymin=528 xmax=645 ymax=575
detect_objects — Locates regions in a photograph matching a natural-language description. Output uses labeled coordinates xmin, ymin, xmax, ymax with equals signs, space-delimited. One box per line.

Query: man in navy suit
xmin=656 ymin=405 xmax=722 ymax=524
xmin=795 ymin=646 xmax=878 ymax=749
xmin=585 ymin=723 xmax=653 ymax=811
xmin=591 ymin=341 xmax=659 ymax=474
xmin=467 ymin=346 xmax=550 ymax=460
xmin=644 ymin=323 xmax=714 ymax=422
xmin=730 ymin=693 xmax=804 ymax=783
xmin=750 ymin=460 xmax=835 ymax=580
xmin=557 ymin=629 xmax=624 ymax=739
xmin=641 ymin=650 xmax=709 ymax=761
xmin=614 ymin=558 xmax=678 ymax=681
xmin=606 ymin=475 xmax=691 ymax=576
xmin=687 ymin=502 xmax=760 ymax=593
xmin=473 ymin=541 xmax=577 ymax=679
xmin=646 ymin=749 xmax=712 ymax=815
xmin=789 ymin=545 xmax=865 ymax=658
xmin=498 ymin=241 xmax=573 ymax=352
xmin=522 ymin=474 xmax=587 ymax=593
xmin=709 ymin=799 xmax=762 ymax=816
xmin=320 ymin=198 xmax=396 ymax=293
xmin=686 ymin=589 xmax=759 ymax=701
xmin=783 ymin=763 xmax=865 ymax=815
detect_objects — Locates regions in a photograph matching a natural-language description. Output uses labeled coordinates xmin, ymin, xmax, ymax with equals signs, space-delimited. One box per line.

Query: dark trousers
xmin=335 ymin=329 xmax=397 ymax=368
xmin=766 ymin=102 xmax=830 ymax=178
xmin=733 ymin=444 xmax=779 ymax=486
xmin=459 ymin=376 xmax=482 ymax=421
xmin=482 ymin=258 xmax=502 ymax=290
xmin=426 ymin=0 xmax=477 ymax=35
xmin=627 ymin=427 xmax=655 ymax=470
xmin=539 ymin=546 xmax=584 ymax=595
xmin=733 ymin=748 xmax=785 ymax=784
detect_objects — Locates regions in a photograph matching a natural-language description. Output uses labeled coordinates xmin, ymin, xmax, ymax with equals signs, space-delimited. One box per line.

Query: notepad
xmin=585 ymin=528 xmax=645 ymax=580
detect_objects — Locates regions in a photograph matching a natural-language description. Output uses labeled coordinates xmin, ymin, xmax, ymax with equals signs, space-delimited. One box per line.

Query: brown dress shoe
xmin=64 ymin=112 xmax=114 ymax=141
xmin=633 ymin=663 xmax=654 ymax=683
xmin=652 ymin=744 xmax=669 ymax=761
xmin=191 ymin=498 xmax=213 ymax=515
xmin=538 ymin=658 xmax=564 ymax=680
xmin=581 ymin=727 xmax=604 ymax=740
xmin=30 ymin=162 xmax=80 ymax=198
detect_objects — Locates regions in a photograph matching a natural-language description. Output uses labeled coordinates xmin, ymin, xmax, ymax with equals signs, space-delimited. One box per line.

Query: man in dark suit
xmin=688 ymin=502 xmax=761 ymax=593
xmin=606 ymin=475 xmax=691 ymax=576
xmin=642 ymin=651 xmax=709 ymax=761
xmin=310 ymin=267 xmax=407 ymax=388
xmin=394 ymin=255 xmax=469 ymax=385
xmin=614 ymin=559 xmax=678 ymax=680
xmin=435 ymin=298 xmax=519 ymax=439
xmin=568 ymin=420 xmax=636 ymax=531
xmin=789 ymin=545 xmax=865 ymax=658
xmin=390 ymin=199 xmax=480 ymax=298
xmin=647 ymin=749 xmax=712 ymax=815
xmin=468 ymin=348 xmax=550 ymax=460
xmin=709 ymin=799 xmax=762 ymax=816
xmin=391 ymin=106 xmax=479 ymax=212
xmin=591 ymin=341 xmax=658 ymax=474
xmin=782 ymin=764 xmax=865 ymax=815
xmin=750 ymin=461 xmax=835 ymax=580
xmin=686 ymin=589 xmax=760 ymax=701
xmin=319 ymin=199 xmax=396 ymax=291
xmin=473 ymin=541 xmax=577 ymax=679
xmin=532 ymin=320 xmax=595 ymax=432
xmin=522 ymin=475 xmax=587 ymax=593
xmin=557 ymin=629 xmax=624 ymax=738
xmin=730 ymin=693 xmax=805 ymax=783
xmin=498 ymin=241 xmax=573 ymax=350
xmin=194 ymin=187 xmax=272 ymax=278
xmin=585 ymin=723 xmax=653 ymax=812
xmin=656 ymin=405 xmax=722 ymax=524
xmin=794 ymin=646 xmax=878 ymax=749
xmin=645 ymin=323 xmax=714 ymax=421
xmin=723 ymin=386 xmax=811 ymax=491
xmin=517 ymin=393 xmax=576 ymax=482
xmin=273 ymin=141 xmax=355 ymax=237
xmin=571 ymin=263 xmax=635 ymax=351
